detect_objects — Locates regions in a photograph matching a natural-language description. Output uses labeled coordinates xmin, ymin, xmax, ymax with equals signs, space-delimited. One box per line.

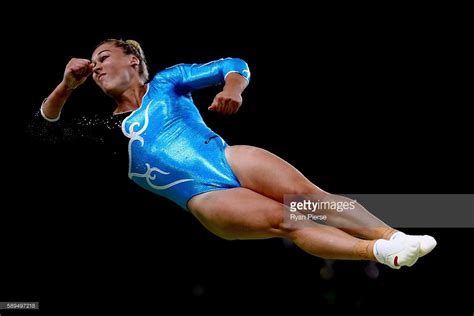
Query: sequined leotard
xmin=121 ymin=58 xmax=250 ymax=210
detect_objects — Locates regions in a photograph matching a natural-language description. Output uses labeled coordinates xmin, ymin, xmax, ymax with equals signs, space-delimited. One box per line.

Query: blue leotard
xmin=121 ymin=58 xmax=250 ymax=210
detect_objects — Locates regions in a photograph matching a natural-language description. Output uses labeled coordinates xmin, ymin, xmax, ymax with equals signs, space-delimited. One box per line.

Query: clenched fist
xmin=208 ymin=90 xmax=243 ymax=115
xmin=63 ymin=58 xmax=93 ymax=90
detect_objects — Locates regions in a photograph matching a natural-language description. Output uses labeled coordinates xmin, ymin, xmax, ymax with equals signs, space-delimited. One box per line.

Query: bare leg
xmin=188 ymin=187 xmax=376 ymax=260
xmin=310 ymin=193 xmax=396 ymax=240
xmin=225 ymin=145 xmax=397 ymax=240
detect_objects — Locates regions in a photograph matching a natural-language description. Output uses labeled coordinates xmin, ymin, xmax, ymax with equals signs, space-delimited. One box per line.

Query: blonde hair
xmin=96 ymin=39 xmax=149 ymax=83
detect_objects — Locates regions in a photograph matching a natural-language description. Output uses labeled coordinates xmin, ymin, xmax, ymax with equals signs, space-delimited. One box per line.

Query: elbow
xmin=232 ymin=57 xmax=250 ymax=72
xmin=231 ymin=57 xmax=248 ymax=66
xmin=224 ymin=58 xmax=251 ymax=82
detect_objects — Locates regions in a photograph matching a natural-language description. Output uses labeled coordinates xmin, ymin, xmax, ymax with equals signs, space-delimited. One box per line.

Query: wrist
xmin=59 ymin=80 xmax=77 ymax=93
xmin=223 ymin=84 xmax=242 ymax=95
xmin=224 ymin=73 xmax=247 ymax=94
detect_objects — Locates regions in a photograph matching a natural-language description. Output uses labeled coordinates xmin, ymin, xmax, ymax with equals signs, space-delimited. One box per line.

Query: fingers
xmin=67 ymin=58 xmax=93 ymax=77
xmin=209 ymin=96 xmax=241 ymax=114
xmin=208 ymin=96 xmax=224 ymax=112
xmin=208 ymin=103 xmax=218 ymax=111
xmin=63 ymin=58 xmax=94 ymax=89
xmin=67 ymin=58 xmax=91 ymax=69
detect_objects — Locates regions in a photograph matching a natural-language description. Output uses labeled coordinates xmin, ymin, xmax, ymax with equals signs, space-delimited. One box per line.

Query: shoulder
xmin=154 ymin=63 xmax=189 ymax=79
xmin=148 ymin=63 xmax=189 ymax=88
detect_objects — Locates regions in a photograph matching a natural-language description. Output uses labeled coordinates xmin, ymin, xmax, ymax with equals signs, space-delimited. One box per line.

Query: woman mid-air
xmin=40 ymin=39 xmax=436 ymax=269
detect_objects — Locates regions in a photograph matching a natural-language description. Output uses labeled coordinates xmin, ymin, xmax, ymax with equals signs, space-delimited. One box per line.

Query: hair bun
xmin=126 ymin=40 xmax=143 ymax=53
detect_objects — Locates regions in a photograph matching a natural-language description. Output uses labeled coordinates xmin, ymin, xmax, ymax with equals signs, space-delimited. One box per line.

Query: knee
xmin=220 ymin=205 xmax=289 ymax=240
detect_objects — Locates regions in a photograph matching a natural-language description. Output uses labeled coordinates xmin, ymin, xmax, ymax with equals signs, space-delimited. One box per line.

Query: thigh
xmin=225 ymin=145 xmax=325 ymax=202
xmin=187 ymin=187 xmax=287 ymax=240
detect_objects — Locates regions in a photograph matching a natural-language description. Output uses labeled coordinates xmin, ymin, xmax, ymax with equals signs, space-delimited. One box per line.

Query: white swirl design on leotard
xmin=122 ymin=100 xmax=193 ymax=189
xmin=130 ymin=163 xmax=193 ymax=190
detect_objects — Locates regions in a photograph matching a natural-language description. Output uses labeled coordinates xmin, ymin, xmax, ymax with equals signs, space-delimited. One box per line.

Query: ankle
xmin=378 ymin=227 xmax=398 ymax=240
xmin=354 ymin=239 xmax=376 ymax=261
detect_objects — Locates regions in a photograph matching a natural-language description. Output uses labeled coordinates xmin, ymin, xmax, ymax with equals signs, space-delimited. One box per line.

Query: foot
xmin=390 ymin=232 xmax=437 ymax=257
xmin=373 ymin=238 xmax=420 ymax=269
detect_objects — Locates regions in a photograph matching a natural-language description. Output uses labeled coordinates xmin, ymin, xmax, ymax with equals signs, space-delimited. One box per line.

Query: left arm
xmin=173 ymin=58 xmax=250 ymax=114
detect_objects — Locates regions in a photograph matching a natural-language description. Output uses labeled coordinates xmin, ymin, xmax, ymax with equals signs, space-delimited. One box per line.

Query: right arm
xmin=41 ymin=58 xmax=93 ymax=121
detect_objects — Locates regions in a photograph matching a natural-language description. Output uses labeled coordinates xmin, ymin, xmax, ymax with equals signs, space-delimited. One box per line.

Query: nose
xmin=92 ymin=62 xmax=101 ymax=74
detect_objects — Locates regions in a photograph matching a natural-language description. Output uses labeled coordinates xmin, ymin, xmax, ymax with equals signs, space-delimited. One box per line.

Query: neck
xmin=113 ymin=83 xmax=147 ymax=115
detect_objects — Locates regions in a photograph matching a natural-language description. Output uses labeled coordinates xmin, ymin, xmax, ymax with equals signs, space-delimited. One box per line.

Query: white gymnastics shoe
xmin=390 ymin=231 xmax=437 ymax=257
xmin=373 ymin=238 xmax=420 ymax=269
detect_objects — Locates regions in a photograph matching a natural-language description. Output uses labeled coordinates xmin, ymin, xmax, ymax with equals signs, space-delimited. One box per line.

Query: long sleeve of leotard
xmin=166 ymin=58 xmax=250 ymax=94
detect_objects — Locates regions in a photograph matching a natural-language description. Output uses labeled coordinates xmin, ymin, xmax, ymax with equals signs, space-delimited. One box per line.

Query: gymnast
xmin=40 ymin=39 xmax=436 ymax=269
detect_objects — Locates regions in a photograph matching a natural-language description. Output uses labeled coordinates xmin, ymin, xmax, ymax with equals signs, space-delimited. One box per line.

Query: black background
xmin=3 ymin=5 xmax=472 ymax=315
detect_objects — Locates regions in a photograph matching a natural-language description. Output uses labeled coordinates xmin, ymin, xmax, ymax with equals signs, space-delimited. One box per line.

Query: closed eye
xmin=100 ymin=55 xmax=109 ymax=62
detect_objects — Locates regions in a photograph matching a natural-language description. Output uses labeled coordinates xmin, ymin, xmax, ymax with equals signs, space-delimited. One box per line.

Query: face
xmin=91 ymin=43 xmax=139 ymax=97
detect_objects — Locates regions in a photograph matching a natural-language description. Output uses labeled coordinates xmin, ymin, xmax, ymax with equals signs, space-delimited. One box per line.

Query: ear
xmin=130 ymin=55 xmax=140 ymax=67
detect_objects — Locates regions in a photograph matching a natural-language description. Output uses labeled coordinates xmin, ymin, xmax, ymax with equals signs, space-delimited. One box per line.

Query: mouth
xmin=98 ymin=73 xmax=106 ymax=81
